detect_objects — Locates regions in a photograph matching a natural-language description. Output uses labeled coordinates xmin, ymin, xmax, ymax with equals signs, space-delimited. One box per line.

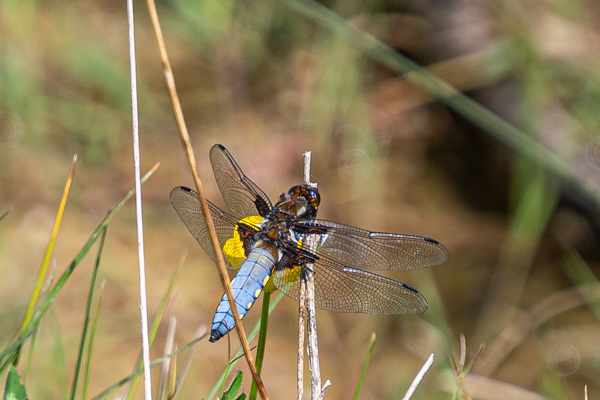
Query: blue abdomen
xmin=209 ymin=246 xmax=277 ymax=342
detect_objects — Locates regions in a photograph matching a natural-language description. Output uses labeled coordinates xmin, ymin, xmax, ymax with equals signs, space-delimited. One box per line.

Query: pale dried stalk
xmin=297 ymin=277 xmax=306 ymax=400
xmin=157 ymin=317 xmax=177 ymax=399
xmin=401 ymin=353 xmax=434 ymax=400
xmin=126 ymin=0 xmax=152 ymax=398
xmin=301 ymin=151 xmax=328 ymax=400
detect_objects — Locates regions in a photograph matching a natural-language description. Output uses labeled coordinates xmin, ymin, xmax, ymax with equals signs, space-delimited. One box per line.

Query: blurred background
xmin=1 ymin=0 xmax=600 ymax=398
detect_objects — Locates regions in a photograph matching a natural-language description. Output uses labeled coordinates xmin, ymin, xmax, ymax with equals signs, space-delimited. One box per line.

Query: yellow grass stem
xmin=15 ymin=155 xmax=77 ymax=366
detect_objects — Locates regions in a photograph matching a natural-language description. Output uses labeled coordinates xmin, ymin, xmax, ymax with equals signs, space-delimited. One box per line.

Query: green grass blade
xmin=22 ymin=320 xmax=40 ymax=382
xmin=124 ymin=252 xmax=185 ymax=400
xmin=4 ymin=366 xmax=28 ymax=400
xmin=353 ymin=332 xmax=376 ymax=400
xmin=281 ymin=0 xmax=600 ymax=211
xmin=249 ymin=291 xmax=271 ymax=400
xmin=23 ymin=262 xmax=57 ymax=381
xmin=69 ymin=226 xmax=107 ymax=400
xmin=49 ymin=305 xmax=69 ymax=396
xmin=0 ymin=163 xmax=159 ymax=374
xmin=82 ymin=280 xmax=106 ymax=400
xmin=221 ymin=370 xmax=244 ymax=400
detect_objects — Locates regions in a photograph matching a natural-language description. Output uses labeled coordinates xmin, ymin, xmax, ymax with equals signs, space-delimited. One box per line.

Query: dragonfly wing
xmin=296 ymin=219 xmax=448 ymax=271
xmin=210 ymin=144 xmax=273 ymax=218
xmin=170 ymin=186 xmax=258 ymax=270
xmin=272 ymin=255 xmax=428 ymax=315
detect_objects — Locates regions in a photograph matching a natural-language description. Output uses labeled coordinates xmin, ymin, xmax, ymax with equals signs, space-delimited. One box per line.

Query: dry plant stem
xmin=303 ymin=151 xmax=312 ymax=186
xmin=306 ymin=265 xmax=322 ymax=400
xmin=157 ymin=316 xmax=176 ymax=400
xmin=143 ymin=1 xmax=267 ymax=398
xmin=451 ymin=335 xmax=471 ymax=400
xmin=296 ymin=151 xmax=313 ymax=400
xmin=126 ymin=1 xmax=153 ymax=398
xmin=458 ymin=333 xmax=466 ymax=369
xmin=302 ymin=151 xmax=326 ymax=400
xmin=401 ymin=353 xmax=434 ymax=400
xmin=169 ymin=345 xmax=177 ymax=397
xmin=297 ymin=277 xmax=306 ymax=400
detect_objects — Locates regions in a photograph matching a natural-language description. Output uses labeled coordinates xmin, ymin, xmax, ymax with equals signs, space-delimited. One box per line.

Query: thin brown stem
xmin=143 ymin=1 xmax=267 ymax=398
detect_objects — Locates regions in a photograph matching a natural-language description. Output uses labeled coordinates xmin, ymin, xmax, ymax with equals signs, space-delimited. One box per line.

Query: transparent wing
xmin=272 ymin=254 xmax=427 ymax=314
xmin=209 ymin=144 xmax=273 ymax=218
xmin=295 ymin=219 xmax=448 ymax=271
xmin=170 ymin=186 xmax=259 ymax=270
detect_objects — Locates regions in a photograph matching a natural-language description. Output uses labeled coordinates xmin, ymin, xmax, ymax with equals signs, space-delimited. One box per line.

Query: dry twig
xmin=142 ymin=0 xmax=267 ymax=398
xmin=125 ymin=1 xmax=153 ymax=397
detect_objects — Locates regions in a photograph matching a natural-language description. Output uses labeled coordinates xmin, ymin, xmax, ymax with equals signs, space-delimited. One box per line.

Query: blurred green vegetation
xmin=1 ymin=0 xmax=600 ymax=398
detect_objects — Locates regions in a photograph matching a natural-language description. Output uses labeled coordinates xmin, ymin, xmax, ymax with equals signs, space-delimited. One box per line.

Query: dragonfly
xmin=170 ymin=144 xmax=448 ymax=342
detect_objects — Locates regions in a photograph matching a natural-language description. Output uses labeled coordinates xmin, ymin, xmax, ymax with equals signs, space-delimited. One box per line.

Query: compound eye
xmin=288 ymin=185 xmax=320 ymax=208
xmin=305 ymin=187 xmax=320 ymax=208
xmin=287 ymin=185 xmax=303 ymax=198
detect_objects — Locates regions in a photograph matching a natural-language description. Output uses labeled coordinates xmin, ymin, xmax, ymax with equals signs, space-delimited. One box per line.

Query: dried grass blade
xmin=158 ymin=317 xmax=177 ymax=400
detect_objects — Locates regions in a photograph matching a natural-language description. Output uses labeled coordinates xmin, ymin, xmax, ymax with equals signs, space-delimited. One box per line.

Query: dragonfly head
xmin=279 ymin=184 xmax=320 ymax=219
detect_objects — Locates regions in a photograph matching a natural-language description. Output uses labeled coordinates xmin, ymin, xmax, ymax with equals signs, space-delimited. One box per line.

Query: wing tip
xmin=210 ymin=143 xmax=227 ymax=157
xmin=400 ymin=282 xmax=429 ymax=314
xmin=170 ymin=186 xmax=195 ymax=203
xmin=424 ymin=236 xmax=450 ymax=265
